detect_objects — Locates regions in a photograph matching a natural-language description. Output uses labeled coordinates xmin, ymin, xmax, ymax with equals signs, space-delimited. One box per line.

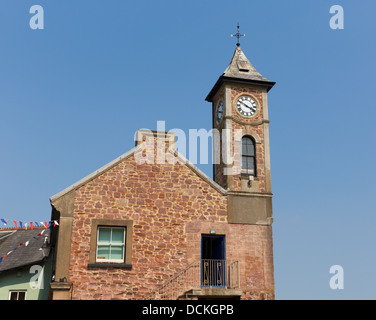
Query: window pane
xmin=242 ymin=155 xmax=255 ymax=173
xmin=18 ymin=292 xmax=26 ymax=300
xmin=242 ymin=156 xmax=247 ymax=170
xmin=247 ymin=157 xmax=255 ymax=173
xmin=110 ymin=245 xmax=124 ymax=260
xmin=242 ymin=141 xmax=248 ymax=155
xmin=248 ymin=140 xmax=254 ymax=156
xmin=97 ymin=245 xmax=110 ymax=260
xmin=98 ymin=228 xmax=111 ymax=243
xmin=242 ymin=137 xmax=254 ymax=156
xmin=111 ymin=228 xmax=125 ymax=244
xmin=10 ymin=292 xmax=18 ymax=300
xmin=247 ymin=139 xmax=254 ymax=156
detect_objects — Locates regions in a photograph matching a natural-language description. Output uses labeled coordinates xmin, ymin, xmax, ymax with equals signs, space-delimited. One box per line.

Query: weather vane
xmin=231 ymin=23 xmax=245 ymax=47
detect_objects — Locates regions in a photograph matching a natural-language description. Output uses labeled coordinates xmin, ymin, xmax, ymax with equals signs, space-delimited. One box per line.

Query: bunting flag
xmin=0 ymin=222 xmax=53 ymax=264
xmin=0 ymin=219 xmax=59 ymax=230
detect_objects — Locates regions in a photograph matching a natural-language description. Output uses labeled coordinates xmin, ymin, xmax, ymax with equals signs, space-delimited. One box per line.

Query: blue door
xmin=201 ymin=235 xmax=225 ymax=287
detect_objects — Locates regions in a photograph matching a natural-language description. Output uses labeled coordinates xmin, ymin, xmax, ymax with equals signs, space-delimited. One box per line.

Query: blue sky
xmin=0 ymin=0 xmax=375 ymax=299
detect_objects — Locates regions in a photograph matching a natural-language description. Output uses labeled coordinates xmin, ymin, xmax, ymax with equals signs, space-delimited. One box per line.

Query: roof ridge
xmin=166 ymin=148 xmax=227 ymax=195
xmin=50 ymin=145 xmax=142 ymax=202
xmin=0 ymin=226 xmax=47 ymax=231
xmin=50 ymin=141 xmax=228 ymax=204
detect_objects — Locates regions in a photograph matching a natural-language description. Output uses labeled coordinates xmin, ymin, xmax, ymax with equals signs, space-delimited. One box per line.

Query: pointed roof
xmin=223 ymin=47 xmax=271 ymax=82
xmin=206 ymin=47 xmax=275 ymax=102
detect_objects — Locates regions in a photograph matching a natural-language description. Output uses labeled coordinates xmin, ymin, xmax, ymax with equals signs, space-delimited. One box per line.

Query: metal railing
xmin=143 ymin=259 xmax=239 ymax=300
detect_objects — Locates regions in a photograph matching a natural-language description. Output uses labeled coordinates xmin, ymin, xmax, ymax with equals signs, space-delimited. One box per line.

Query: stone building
xmin=49 ymin=45 xmax=276 ymax=300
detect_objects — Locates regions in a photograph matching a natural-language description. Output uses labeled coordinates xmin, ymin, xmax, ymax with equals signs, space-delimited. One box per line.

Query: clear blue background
xmin=0 ymin=0 xmax=375 ymax=299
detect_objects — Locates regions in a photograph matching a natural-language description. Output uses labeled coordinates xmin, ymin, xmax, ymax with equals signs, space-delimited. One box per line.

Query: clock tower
xmin=206 ymin=44 xmax=275 ymax=225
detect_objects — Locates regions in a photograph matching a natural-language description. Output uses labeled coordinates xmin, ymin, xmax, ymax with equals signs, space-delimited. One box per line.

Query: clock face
xmin=216 ymin=101 xmax=224 ymax=123
xmin=236 ymin=96 xmax=257 ymax=117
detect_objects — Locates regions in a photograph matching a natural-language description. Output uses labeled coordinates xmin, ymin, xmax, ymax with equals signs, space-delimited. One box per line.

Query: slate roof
xmin=0 ymin=229 xmax=50 ymax=272
xmin=223 ymin=46 xmax=272 ymax=82
xmin=206 ymin=46 xmax=275 ymax=101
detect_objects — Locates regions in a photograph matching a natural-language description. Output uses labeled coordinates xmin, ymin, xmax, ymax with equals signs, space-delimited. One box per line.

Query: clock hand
xmin=240 ymin=101 xmax=252 ymax=110
xmin=243 ymin=101 xmax=257 ymax=111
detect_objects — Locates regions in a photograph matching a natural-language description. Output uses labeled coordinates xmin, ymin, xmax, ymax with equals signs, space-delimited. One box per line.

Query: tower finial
xmin=231 ymin=23 xmax=245 ymax=47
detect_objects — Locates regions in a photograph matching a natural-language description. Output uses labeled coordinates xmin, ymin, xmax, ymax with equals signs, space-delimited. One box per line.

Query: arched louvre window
xmin=242 ymin=136 xmax=256 ymax=176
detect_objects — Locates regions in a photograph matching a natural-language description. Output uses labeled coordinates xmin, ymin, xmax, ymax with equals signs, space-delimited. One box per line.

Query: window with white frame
xmin=96 ymin=227 xmax=126 ymax=263
xmin=9 ymin=290 xmax=27 ymax=300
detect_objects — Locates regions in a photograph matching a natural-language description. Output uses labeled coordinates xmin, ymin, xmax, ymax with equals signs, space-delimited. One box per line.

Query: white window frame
xmin=9 ymin=290 xmax=27 ymax=300
xmin=96 ymin=226 xmax=126 ymax=263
